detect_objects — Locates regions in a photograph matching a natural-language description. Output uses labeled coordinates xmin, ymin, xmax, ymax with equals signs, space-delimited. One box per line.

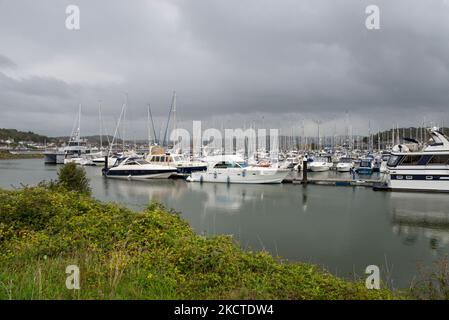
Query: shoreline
xmin=0 ymin=151 xmax=44 ymax=160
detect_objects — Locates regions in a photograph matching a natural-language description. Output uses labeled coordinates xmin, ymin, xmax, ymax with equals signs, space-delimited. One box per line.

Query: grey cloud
xmin=0 ymin=54 xmax=16 ymax=69
xmin=0 ymin=0 xmax=448 ymax=137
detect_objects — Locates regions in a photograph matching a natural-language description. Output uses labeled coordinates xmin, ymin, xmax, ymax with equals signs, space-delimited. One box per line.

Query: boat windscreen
xmin=360 ymin=160 xmax=372 ymax=167
xmin=387 ymin=155 xmax=401 ymax=167
xmin=135 ymin=159 xmax=150 ymax=165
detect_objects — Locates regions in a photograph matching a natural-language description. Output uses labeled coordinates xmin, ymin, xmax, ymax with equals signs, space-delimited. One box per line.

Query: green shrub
xmin=57 ymin=163 xmax=91 ymax=196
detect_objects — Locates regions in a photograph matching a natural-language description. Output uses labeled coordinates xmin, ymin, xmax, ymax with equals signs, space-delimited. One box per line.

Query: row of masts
xmin=277 ymin=124 xmax=446 ymax=152
xmin=67 ymin=96 xmax=446 ymax=155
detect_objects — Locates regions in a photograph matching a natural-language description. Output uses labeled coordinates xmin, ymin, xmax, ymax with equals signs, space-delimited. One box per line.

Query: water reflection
xmin=302 ymin=192 xmax=308 ymax=212
xmin=186 ymin=182 xmax=269 ymax=213
xmin=389 ymin=192 xmax=449 ymax=250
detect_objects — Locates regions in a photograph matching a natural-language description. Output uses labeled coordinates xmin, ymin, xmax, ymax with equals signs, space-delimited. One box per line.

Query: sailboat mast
xmin=123 ymin=93 xmax=128 ymax=153
xmin=98 ymin=100 xmax=103 ymax=150
xmin=109 ymin=103 xmax=126 ymax=156
xmin=147 ymin=104 xmax=157 ymax=145
xmin=147 ymin=104 xmax=151 ymax=152
xmin=162 ymin=91 xmax=176 ymax=147
xmin=78 ymin=103 xmax=82 ymax=147
xmin=172 ymin=91 xmax=177 ymax=147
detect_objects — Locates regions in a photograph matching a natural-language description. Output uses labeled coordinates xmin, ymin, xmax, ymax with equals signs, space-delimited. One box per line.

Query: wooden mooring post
xmin=302 ymin=160 xmax=308 ymax=185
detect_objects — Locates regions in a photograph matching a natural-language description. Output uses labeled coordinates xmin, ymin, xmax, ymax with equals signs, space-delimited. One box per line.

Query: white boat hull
xmin=385 ymin=128 xmax=449 ymax=192
xmin=188 ymin=168 xmax=289 ymax=184
xmin=387 ymin=169 xmax=449 ymax=192
xmin=388 ymin=179 xmax=449 ymax=192
xmin=104 ymin=160 xmax=178 ymax=180
xmin=336 ymin=163 xmax=352 ymax=172
xmin=308 ymin=163 xmax=330 ymax=172
xmin=105 ymin=171 xmax=175 ymax=180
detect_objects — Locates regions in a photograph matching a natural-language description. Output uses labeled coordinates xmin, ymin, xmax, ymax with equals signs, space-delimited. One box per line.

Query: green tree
xmin=57 ymin=162 xmax=91 ymax=195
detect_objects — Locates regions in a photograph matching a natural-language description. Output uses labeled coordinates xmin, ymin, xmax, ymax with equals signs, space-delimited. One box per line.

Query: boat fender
xmin=242 ymin=169 xmax=246 ymax=177
xmin=227 ymin=176 xmax=230 ymax=184
xmin=214 ymin=172 xmax=217 ymax=179
xmin=200 ymin=175 xmax=203 ymax=183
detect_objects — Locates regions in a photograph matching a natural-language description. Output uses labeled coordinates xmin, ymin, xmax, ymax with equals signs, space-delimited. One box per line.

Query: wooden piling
xmin=302 ymin=160 xmax=308 ymax=185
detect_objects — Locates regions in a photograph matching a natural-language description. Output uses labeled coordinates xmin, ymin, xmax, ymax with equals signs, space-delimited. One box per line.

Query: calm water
xmin=1 ymin=159 xmax=449 ymax=288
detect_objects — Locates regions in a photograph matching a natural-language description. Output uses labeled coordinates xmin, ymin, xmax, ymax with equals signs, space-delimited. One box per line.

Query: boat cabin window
xmin=68 ymin=141 xmax=86 ymax=147
xmin=387 ymin=155 xmax=401 ymax=167
xmin=360 ymin=160 xmax=371 ymax=167
xmin=427 ymin=154 xmax=449 ymax=165
xmin=125 ymin=159 xmax=149 ymax=165
xmin=399 ymin=155 xmax=422 ymax=166
xmin=152 ymin=156 xmax=172 ymax=163
xmin=213 ymin=161 xmax=240 ymax=169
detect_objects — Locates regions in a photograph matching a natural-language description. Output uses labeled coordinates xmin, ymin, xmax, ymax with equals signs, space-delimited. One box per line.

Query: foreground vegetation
xmin=0 ymin=185 xmax=404 ymax=300
xmin=0 ymin=151 xmax=44 ymax=160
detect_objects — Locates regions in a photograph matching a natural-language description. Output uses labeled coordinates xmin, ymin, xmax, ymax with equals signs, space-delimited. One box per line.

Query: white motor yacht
xmin=187 ymin=161 xmax=290 ymax=184
xmin=308 ymin=157 xmax=331 ymax=172
xmin=146 ymin=146 xmax=207 ymax=175
xmin=386 ymin=127 xmax=449 ymax=192
xmin=336 ymin=157 xmax=354 ymax=172
xmin=102 ymin=157 xmax=177 ymax=180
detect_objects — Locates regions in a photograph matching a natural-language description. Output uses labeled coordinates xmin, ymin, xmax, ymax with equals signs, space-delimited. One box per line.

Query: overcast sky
xmin=1 ymin=0 xmax=449 ymax=138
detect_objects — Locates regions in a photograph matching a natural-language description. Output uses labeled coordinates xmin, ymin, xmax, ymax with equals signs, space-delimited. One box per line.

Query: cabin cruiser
xmin=386 ymin=127 xmax=449 ymax=192
xmin=45 ymin=105 xmax=96 ymax=165
xmin=280 ymin=155 xmax=302 ymax=171
xmin=186 ymin=161 xmax=290 ymax=184
xmin=90 ymin=154 xmax=118 ymax=167
xmin=201 ymin=154 xmax=246 ymax=166
xmin=308 ymin=157 xmax=331 ymax=172
xmin=356 ymin=156 xmax=374 ymax=175
xmin=44 ymin=137 xmax=96 ymax=164
xmin=64 ymin=149 xmax=103 ymax=165
xmin=102 ymin=157 xmax=177 ymax=180
xmin=146 ymin=153 xmax=207 ymax=174
xmin=145 ymin=146 xmax=207 ymax=174
xmin=336 ymin=157 xmax=354 ymax=172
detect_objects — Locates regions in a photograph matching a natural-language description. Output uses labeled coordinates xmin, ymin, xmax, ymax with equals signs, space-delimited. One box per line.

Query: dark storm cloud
xmin=0 ymin=0 xmax=448 ymax=137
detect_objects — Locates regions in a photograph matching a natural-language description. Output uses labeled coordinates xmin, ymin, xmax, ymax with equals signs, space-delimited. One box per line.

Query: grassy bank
xmin=0 ymin=151 xmax=44 ymax=160
xmin=0 ymin=186 xmax=400 ymax=300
